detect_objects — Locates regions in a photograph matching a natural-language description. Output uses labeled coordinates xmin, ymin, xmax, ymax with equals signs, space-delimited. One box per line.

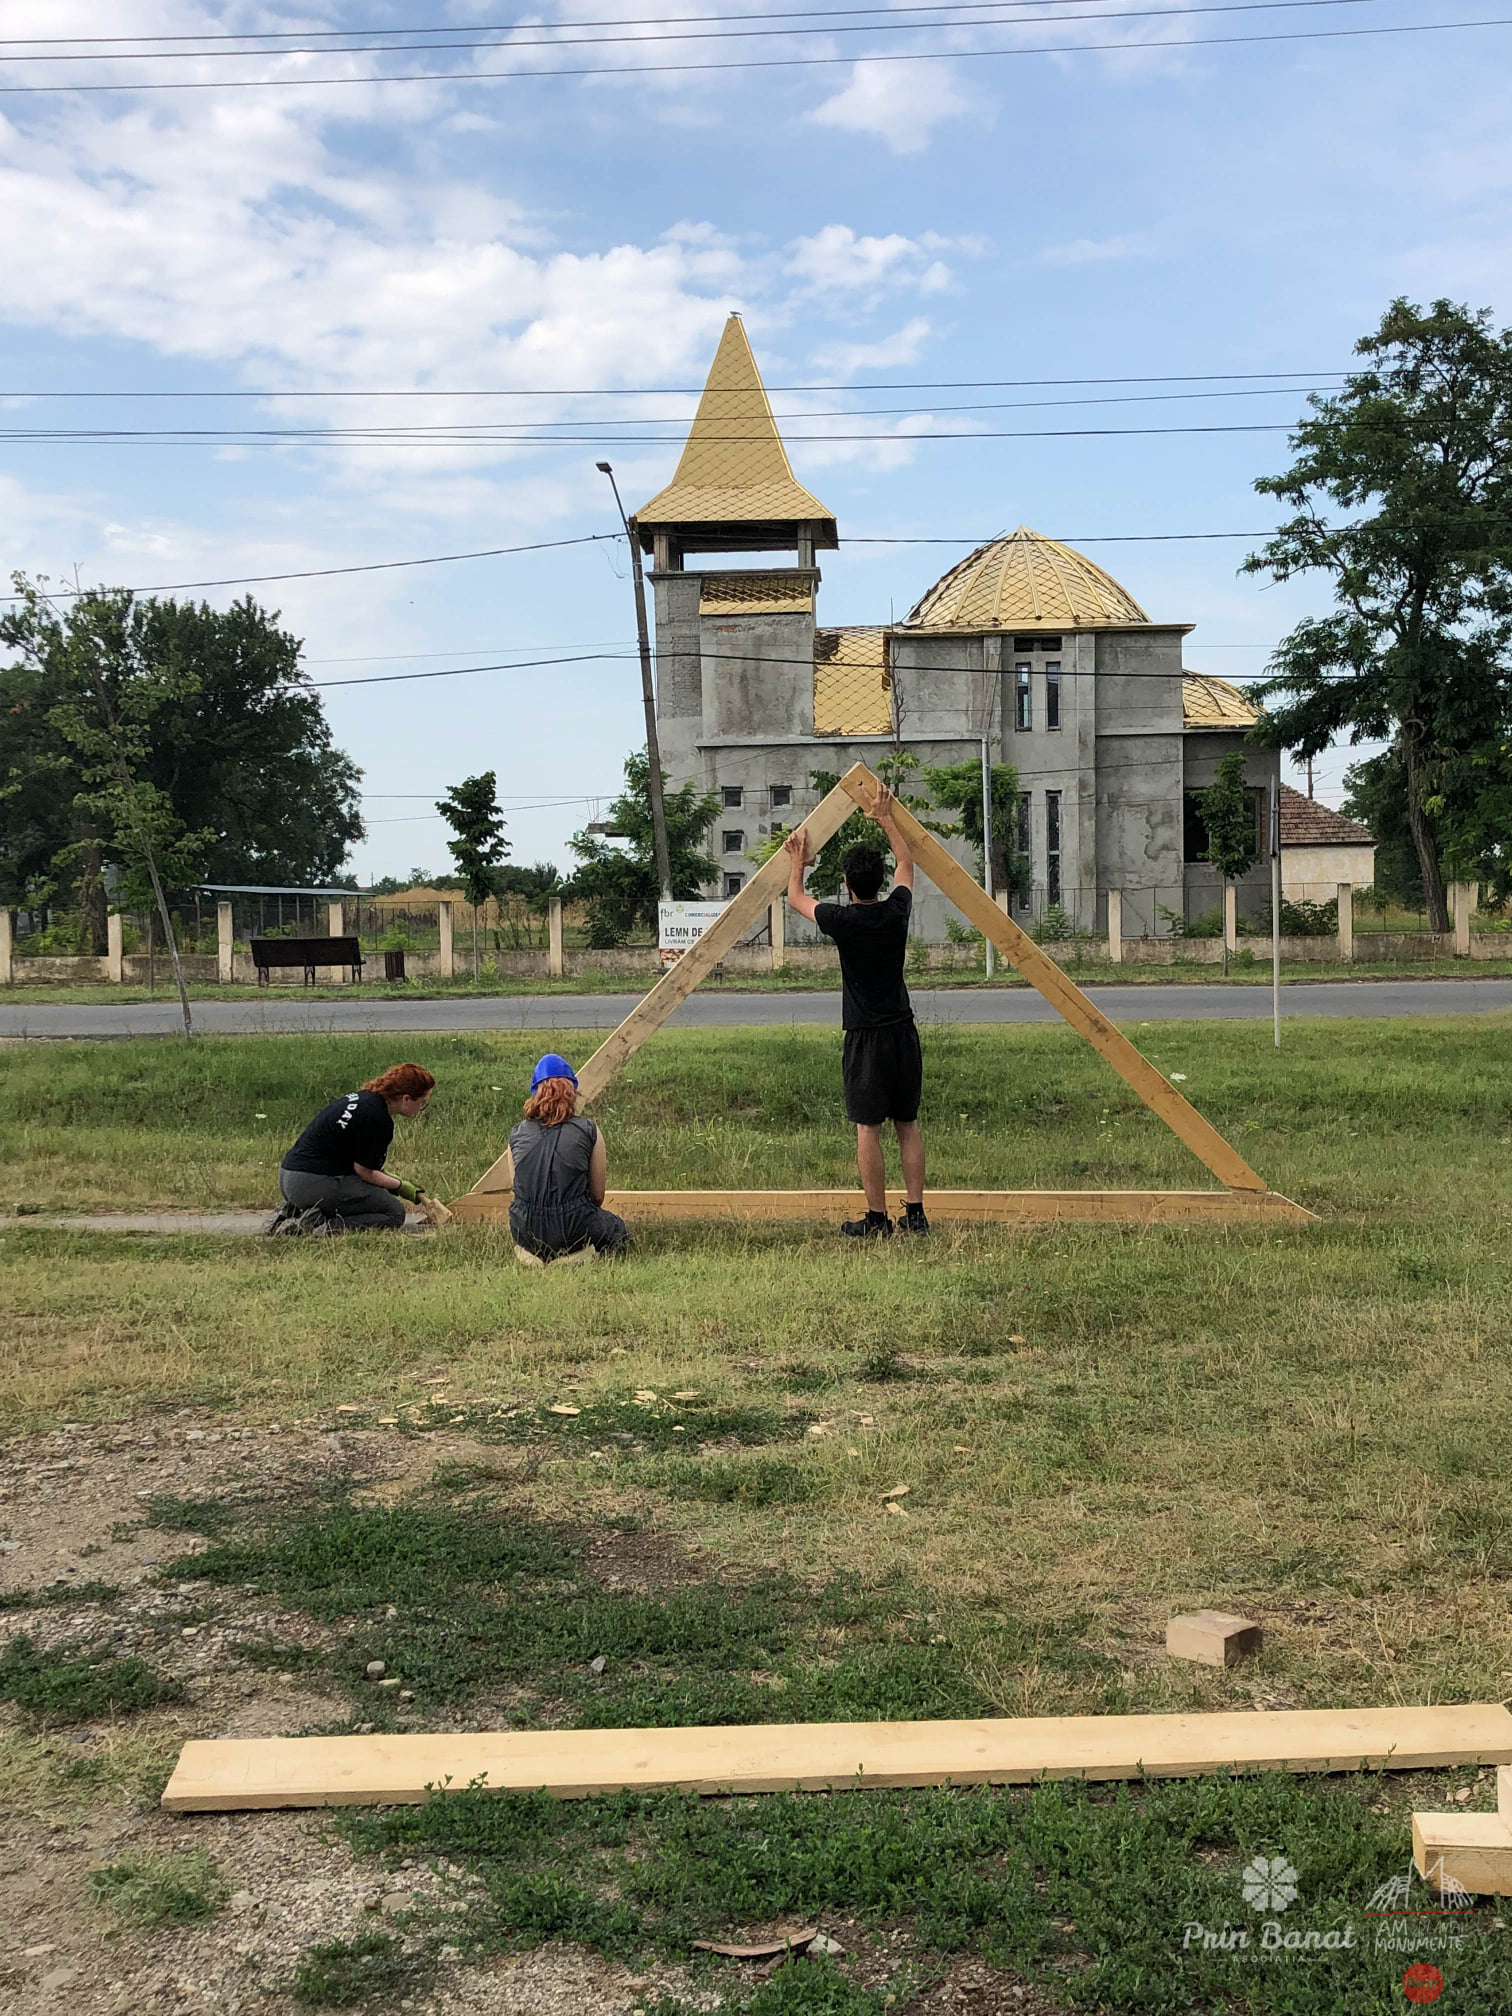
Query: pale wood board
xmin=448 ymin=1188 xmax=1314 ymax=1227
xmin=836 ymin=769 xmax=1270 ymax=1194
xmin=1413 ymin=1810 xmax=1512 ymax=1895
xmin=467 ymin=771 xmax=864 ymax=1196
xmin=163 ymin=1704 xmax=1512 ymax=1812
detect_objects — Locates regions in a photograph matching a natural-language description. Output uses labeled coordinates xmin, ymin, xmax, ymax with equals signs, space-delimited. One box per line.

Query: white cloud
xmin=1038 ymin=234 xmax=1152 ymax=267
xmin=786 ymin=225 xmax=954 ymax=304
xmin=808 ymin=59 xmax=969 ymax=157
xmin=811 ymin=316 xmax=933 ymax=375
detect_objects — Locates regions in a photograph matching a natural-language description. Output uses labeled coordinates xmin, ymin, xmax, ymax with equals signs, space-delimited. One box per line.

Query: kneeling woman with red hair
xmin=504 ymin=1054 xmax=630 ymax=1261
xmin=273 ymin=1062 xmax=436 ymax=1234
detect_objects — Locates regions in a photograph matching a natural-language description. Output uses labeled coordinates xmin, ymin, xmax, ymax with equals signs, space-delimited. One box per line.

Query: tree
xmin=1199 ymin=753 xmax=1261 ymax=973
xmin=1341 ymin=753 xmax=1424 ymax=909
xmin=436 ymin=772 xmax=510 ymax=975
xmin=1243 ymin=298 xmax=1512 ymax=933
xmin=918 ymin=757 xmax=1030 ymax=903
xmin=799 ymin=752 xmax=920 ymax=899
xmin=1 ymin=578 xmax=365 ymax=922
xmin=567 ymin=750 xmax=718 ymax=947
xmin=40 ymin=589 xmax=216 ymax=1036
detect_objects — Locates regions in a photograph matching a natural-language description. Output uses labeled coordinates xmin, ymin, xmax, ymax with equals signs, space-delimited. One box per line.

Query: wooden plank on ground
xmin=467 ymin=770 xmax=864 ymax=1196
xmin=1413 ymin=1810 xmax=1512 ymax=1895
xmin=448 ymin=1188 xmax=1314 ymax=1227
xmin=163 ymin=1703 xmax=1512 ymax=1812
xmin=837 ymin=767 xmax=1270 ymax=1194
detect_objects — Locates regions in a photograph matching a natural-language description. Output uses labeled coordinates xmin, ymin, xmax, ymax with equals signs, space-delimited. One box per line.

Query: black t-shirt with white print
xmin=281 ymin=1089 xmax=394 ymax=1177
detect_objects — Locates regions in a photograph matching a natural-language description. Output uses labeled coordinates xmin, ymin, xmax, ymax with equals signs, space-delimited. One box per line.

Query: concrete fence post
xmin=547 ymin=896 xmax=564 ymax=978
xmin=0 ymin=908 xmax=12 ymax=986
xmin=1336 ymin=882 xmax=1353 ymax=963
xmin=1107 ymin=888 xmax=1123 ymax=965
xmin=769 ymin=899 xmax=785 ymax=972
xmin=1223 ymin=883 xmax=1238 ymax=953
xmin=438 ymin=901 xmax=455 ymax=980
xmin=217 ymin=901 xmax=234 ymax=984
xmin=327 ymin=900 xmax=347 ymax=985
xmin=1452 ymin=880 xmax=1475 ymax=957
xmin=107 ymin=910 xmax=125 ymax=985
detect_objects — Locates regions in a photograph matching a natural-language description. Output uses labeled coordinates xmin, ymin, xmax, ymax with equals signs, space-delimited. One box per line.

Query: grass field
xmin=3 ymin=1018 xmax=1511 ymax=2010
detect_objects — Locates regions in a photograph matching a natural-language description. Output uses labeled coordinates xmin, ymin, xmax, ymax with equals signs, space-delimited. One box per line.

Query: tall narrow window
xmin=1046 ymin=790 xmax=1062 ymax=905
xmin=1014 ymin=663 xmax=1032 ymax=731
xmin=723 ymin=871 xmax=745 ymax=898
xmin=1016 ymin=792 xmax=1032 ymax=901
xmin=1045 ymin=661 xmax=1061 ymax=731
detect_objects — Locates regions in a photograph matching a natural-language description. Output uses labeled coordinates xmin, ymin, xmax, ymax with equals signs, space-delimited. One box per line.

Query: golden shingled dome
xmin=903 ymin=526 xmax=1149 ymax=630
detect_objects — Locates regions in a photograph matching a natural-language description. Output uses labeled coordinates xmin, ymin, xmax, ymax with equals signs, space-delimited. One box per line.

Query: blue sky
xmin=2 ymin=1 xmax=1508 ymax=881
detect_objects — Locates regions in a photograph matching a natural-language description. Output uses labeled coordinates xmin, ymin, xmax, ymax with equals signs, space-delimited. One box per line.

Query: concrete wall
xmin=1283 ymin=845 xmax=1375 ymax=899
xmin=1092 ymin=630 xmax=1188 ymax=938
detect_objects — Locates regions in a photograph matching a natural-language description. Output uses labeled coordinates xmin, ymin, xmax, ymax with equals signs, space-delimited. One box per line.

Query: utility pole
xmin=1269 ymin=770 xmax=1281 ymax=1051
xmin=597 ymin=461 xmax=673 ymax=901
xmin=981 ymin=735 xmax=995 ymax=981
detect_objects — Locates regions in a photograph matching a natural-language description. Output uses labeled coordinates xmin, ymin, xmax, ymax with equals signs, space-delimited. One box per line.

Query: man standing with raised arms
xmin=784 ymin=784 xmax=928 ymax=1238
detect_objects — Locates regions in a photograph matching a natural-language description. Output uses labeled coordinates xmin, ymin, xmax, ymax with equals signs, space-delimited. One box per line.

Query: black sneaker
xmin=842 ymin=1212 xmax=893 ymax=1239
xmin=898 ymin=1205 xmax=931 ymax=1235
xmin=266 ymin=1202 xmax=297 ymax=1237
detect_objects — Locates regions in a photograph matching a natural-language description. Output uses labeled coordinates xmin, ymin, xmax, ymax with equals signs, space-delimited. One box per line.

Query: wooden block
xmin=1166 ymin=1611 xmax=1263 ymax=1667
xmin=1501 ymin=1763 xmax=1512 ymax=1817
xmin=1414 ymin=1809 xmax=1512 ymax=1896
xmin=161 ymin=1702 xmax=1512 ymax=1812
xmin=449 ymin=1189 xmax=1315 ymax=1229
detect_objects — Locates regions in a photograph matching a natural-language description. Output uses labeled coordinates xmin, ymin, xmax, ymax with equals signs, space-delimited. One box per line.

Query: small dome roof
xmin=903 ymin=525 xmax=1149 ymax=630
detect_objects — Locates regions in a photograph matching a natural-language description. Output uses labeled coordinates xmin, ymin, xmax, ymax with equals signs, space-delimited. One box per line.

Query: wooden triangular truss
xmin=452 ymin=763 xmax=1310 ymax=1226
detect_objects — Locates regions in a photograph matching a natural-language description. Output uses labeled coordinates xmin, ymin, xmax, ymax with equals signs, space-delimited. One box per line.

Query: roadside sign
xmin=658 ymin=900 xmax=726 ymax=968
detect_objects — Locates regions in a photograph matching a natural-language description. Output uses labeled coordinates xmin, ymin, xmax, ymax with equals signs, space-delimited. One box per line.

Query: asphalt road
xmin=4 ymin=978 xmax=1512 ymax=1039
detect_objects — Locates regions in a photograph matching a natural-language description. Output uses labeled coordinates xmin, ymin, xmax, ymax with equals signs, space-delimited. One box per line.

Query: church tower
xmin=634 ymin=316 xmax=838 ymax=898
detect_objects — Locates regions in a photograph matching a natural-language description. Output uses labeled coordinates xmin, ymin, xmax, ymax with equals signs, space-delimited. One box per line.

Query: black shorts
xmin=842 ymin=1022 xmax=923 ymax=1126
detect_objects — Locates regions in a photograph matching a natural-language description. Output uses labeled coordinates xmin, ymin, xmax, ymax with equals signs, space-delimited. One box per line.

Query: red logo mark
xmin=1402 ymin=1962 xmax=1444 ymax=2004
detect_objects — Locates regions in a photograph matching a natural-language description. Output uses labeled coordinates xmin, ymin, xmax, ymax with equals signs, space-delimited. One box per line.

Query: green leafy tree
xmin=797 ymin=752 xmax=921 ymax=899
xmin=1 ymin=577 xmax=364 ymax=928
xmin=567 ymin=750 xmax=718 ymax=947
xmin=1198 ymin=753 xmax=1261 ymax=972
xmin=1340 ymin=754 xmax=1424 ymax=909
xmin=1243 ymin=298 xmax=1512 ymax=933
xmin=436 ymin=772 xmax=510 ymax=973
xmin=918 ymin=756 xmax=1029 ymax=903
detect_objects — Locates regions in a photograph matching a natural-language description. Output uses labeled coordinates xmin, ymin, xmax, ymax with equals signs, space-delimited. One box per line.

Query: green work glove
xmin=396 ymin=1179 xmax=424 ymax=1205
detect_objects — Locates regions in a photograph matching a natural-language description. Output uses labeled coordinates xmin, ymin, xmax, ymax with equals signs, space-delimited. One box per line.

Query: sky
xmin=1 ymin=0 xmax=1508 ymax=883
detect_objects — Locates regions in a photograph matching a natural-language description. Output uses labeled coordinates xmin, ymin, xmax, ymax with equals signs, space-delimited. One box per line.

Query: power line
xmin=0 ymin=0 xmax=1386 ymax=63
xmin=2 ymin=10 xmax=1508 ymax=91
xmin=0 ymin=420 xmax=1306 ymax=446
xmin=308 ymin=650 xmax=636 ymax=690
xmin=0 ymin=0 xmax=1371 ymax=46
xmin=3 ymin=370 xmax=1345 ymax=396
xmin=0 ymin=534 xmax=619 ymax=602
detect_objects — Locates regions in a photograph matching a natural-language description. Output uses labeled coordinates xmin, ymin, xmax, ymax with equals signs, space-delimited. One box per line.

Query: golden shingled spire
xmin=635 ymin=315 xmax=836 ymax=537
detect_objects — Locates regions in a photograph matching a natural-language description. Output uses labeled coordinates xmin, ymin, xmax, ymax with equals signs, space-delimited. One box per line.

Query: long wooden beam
xmin=839 ymin=769 xmax=1269 ymax=1194
xmin=467 ymin=770 xmax=865 ymax=1196
xmin=448 ymin=1187 xmax=1314 ymax=1227
xmin=162 ymin=1703 xmax=1512 ymax=1812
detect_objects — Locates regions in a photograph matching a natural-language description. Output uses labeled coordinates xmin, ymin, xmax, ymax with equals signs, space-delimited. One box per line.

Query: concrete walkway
xmin=4 ymin=978 xmax=1512 ymax=1039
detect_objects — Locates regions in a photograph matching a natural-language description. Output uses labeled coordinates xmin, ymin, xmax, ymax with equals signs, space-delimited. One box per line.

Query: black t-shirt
xmin=282 ymin=1090 xmax=394 ymax=1177
xmin=813 ymin=886 xmax=915 ymax=1030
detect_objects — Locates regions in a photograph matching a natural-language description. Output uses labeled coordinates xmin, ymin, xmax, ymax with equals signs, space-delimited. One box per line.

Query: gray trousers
xmin=509 ymin=1203 xmax=630 ymax=1259
xmin=279 ymin=1167 xmax=407 ymax=1231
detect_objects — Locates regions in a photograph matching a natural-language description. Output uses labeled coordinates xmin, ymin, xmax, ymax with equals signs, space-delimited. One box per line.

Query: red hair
xmin=523 ymin=1077 xmax=578 ymax=1126
xmin=362 ymin=1062 xmax=436 ymax=1101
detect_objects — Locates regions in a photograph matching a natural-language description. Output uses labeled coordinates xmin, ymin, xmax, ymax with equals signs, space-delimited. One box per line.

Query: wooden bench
xmin=250 ymin=936 xmax=364 ymax=986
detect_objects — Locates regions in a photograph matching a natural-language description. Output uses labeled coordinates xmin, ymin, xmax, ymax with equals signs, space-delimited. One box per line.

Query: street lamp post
xmin=597 ymin=461 xmax=673 ymax=902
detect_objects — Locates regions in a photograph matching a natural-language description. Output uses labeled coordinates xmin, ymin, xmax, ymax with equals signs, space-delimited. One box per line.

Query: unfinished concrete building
xmin=635 ymin=315 xmax=1279 ymax=939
